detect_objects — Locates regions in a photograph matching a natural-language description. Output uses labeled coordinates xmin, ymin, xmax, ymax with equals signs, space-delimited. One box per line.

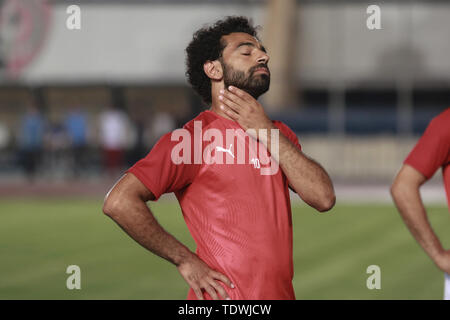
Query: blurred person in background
xmin=17 ymin=103 xmax=45 ymax=182
xmin=127 ymin=107 xmax=148 ymax=167
xmin=65 ymin=106 xmax=88 ymax=178
xmin=103 ymin=16 xmax=335 ymax=300
xmin=44 ymin=116 xmax=70 ymax=179
xmin=148 ymin=111 xmax=176 ymax=149
xmin=0 ymin=121 xmax=11 ymax=172
xmin=0 ymin=121 xmax=10 ymax=150
xmin=391 ymin=108 xmax=450 ymax=300
xmin=99 ymin=105 xmax=130 ymax=178
xmin=127 ymin=109 xmax=176 ymax=167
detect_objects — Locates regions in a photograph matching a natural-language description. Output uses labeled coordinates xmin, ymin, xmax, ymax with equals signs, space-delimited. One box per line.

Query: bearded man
xmin=103 ymin=16 xmax=335 ymax=300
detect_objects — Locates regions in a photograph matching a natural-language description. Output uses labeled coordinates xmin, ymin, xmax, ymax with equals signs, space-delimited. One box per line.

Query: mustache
xmin=249 ymin=64 xmax=270 ymax=75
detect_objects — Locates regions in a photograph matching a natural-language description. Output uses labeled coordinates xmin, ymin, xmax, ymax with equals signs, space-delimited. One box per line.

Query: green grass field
xmin=0 ymin=197 xmax=449 ymax=299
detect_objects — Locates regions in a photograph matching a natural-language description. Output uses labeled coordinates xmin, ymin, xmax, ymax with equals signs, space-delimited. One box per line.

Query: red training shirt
xmin=127 ymin=110 xmax=302 ymax=300
xmin=404 ymin=108 xmax=450 ymax=208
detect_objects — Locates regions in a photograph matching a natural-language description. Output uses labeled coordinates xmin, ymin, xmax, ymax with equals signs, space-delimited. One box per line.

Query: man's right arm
xmin=391 ymin=164 xmax=450 ymax=273
xmin=102 ymin=173 xmax=234 ymax=300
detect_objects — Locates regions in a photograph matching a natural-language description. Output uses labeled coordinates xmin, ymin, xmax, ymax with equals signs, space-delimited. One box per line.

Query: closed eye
xmin=241 ymin=53 xmax=250 ymax=56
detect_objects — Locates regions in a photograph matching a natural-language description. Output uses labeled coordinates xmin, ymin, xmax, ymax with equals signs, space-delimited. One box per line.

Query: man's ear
xmin=203 ymin=60 xmax=223 ymax=80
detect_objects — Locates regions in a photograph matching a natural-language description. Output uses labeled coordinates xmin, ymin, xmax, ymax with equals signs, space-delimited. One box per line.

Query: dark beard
xmin=220 ymin=61 xmax=270 ymax=99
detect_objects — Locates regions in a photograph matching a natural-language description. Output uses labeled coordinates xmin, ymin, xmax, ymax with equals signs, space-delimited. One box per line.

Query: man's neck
xmin=209 ymin=96 xmax=235 ymax=121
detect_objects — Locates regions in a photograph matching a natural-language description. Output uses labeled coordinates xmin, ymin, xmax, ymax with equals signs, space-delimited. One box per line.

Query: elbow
xmin=102 ymin=193 xmax=121 ymax=218
xmin=390 ymin=180 xmax=407 ymax=211
xmin=390 ymin=177 xmax=416 ymax=206
xmin=316 ymin=193 xmax=336 ymax=213
xmin=102 ymin=196 xmax=113 ymax=217
xmin=390 ymin=178 xmax=405 ymax=202
xmin=390 ymin=184 xmax=398 ymax=201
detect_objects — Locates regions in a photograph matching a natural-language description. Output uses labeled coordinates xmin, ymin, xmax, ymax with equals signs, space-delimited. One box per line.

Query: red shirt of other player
xmin=392 ymin=108 xmax=450 ymax=280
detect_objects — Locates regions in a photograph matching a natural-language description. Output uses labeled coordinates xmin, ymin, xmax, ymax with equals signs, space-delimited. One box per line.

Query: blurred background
xmin=0 ymin=0 xmax=449 ymax=300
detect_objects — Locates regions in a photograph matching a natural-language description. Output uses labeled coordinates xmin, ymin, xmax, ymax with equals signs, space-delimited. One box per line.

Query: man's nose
xmin=256 ymin=51 xmax=270 ymax=65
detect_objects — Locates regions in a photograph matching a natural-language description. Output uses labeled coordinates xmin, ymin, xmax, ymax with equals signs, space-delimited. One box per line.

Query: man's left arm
xmin=219 ymin=86 xmax=335 ymax=212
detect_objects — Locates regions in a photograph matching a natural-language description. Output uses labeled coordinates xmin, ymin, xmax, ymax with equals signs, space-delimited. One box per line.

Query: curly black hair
xmin=185 ymin=16 xmax=261 ymax=106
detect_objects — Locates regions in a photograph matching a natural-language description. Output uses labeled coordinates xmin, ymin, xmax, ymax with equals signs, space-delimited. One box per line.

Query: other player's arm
xmin=219 ymin=86 xmax=335 ymax=212
xmin=102 ymin=173 xmax=234 ymax=300
xmin=391 ymin=164 xmax=450 ymax=273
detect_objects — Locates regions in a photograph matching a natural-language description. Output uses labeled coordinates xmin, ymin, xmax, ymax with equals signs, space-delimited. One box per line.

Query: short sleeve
xmin=404 ymin=114 xmax=450 ymax=179
xmin=273 ymin=121 xmax=302 ymax=152
xmin=126 ymin=132 xmax=199 ymax=201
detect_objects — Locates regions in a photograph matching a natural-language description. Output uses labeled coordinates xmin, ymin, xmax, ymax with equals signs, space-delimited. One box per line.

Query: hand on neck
xmin=209 ymin=83 xmax=235 ymax=121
